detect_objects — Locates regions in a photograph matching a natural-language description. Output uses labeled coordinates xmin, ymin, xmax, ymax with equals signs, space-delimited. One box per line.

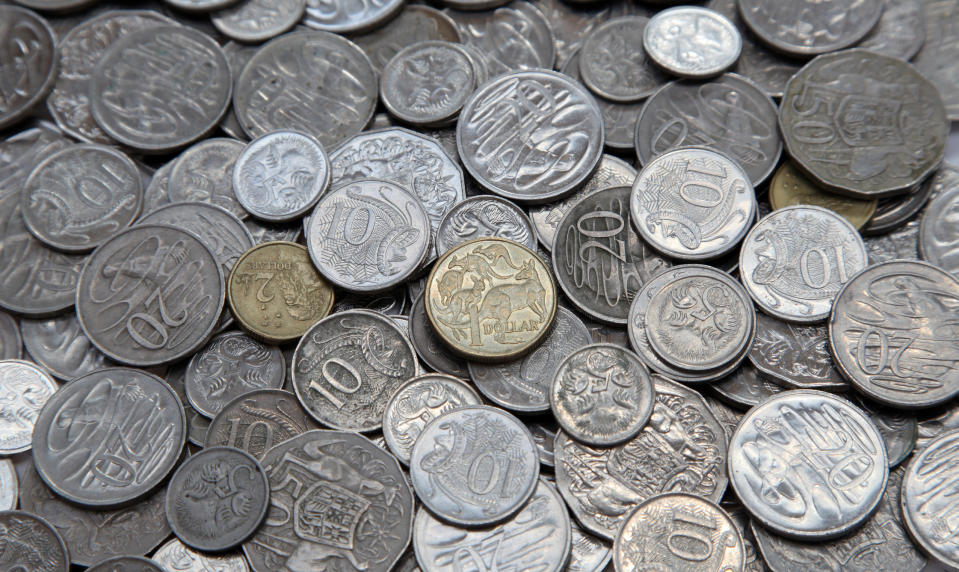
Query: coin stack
xmin=0 ymin=0 xmax=957 ymax=570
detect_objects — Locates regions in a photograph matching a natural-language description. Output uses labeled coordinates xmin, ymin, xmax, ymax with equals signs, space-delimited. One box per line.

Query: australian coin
xmin=728 ymin=390 xmax=888 ymax=540
xmin=631 ymin=147 xmax=756 ymax=260
xmin=206 ymin=389 xmax=319 ymax=459
xmin=712 ymin=362 xmax=782 ymax=409
xmin=920 ymin=165 xmax=959 ymax=273
xmin=528 ymin=420 xmax=558 ymax=467
xmin=166 ymin=363 xmax=211 ymax=447
xmin=141 ymin=160 xmax=176 ymax=216
xmin=409 ymin=405 xmax=539 ymax=526
xmin=88 ymin=556 xmax=164 ymax=571
xmin=0 ymin=511 xmax=69 ymax=571
xmin=865 ymin=219 xmax=921 ymax=264
xmin=244 ymin=219 xmax=302 ymax=244
xmin=164 ymin=0 xmax=242 ymax=11
xmin=705 ymin=394 xmax=743 ymax=440
xmin=0 ymin=122 xmax=70 ymax=202
xmin=738 ymin=0 xmax=882 ymax=56
xmin=0 ymin=360 xmax=56 ymax=454
xmin=349 ymin=5 xmax=461 ymax=73
xmin=0 ymin=7 xmax=57 ymax=130
xmin=0 ymin=312 xmax=20 ymax=360
xmin=227 ymin=241 xmax=333 ymax=344
xmin=380 ymin=41 xmax=475 ymax=126
xmin=913 ymin=0 xmax=959 ymax=120
xmin=851 ymin=394 xmax=918 ymax=468
xmin=780 ymin=49 xmax=948 ymax=198
xmin=435 ymin=195 xmax=536 ymax=255
xmin=829 ymin=260 xmax=959 ymax=408
xmin=152 ymin=538 xmax=249 ymax=572
xmin=0 ymin=459 xmax=16 ymax=511
xmin=568 ymin=520 xmax=612 ymax=572
xmin=902 ymin=428 xmax=959 ymax=569
xmin=211 ymin=0 xmax=305 ymax=43
xmin=863 ymin=179 xmax=935 ymax=236
xmin=446 ymin=2 xmax=555 ymax=77
xmin=20 ymin=313 xmax=109 ymax=381
xmin=166 ymin=138 xmax=247 ymax=219
xmin=408 ymin=293 xmax=469 ymax=378
xmin=725 ymin=508 xmax=766 ymax=572
xmin=457 ymin=70 xmax=604 ymax=203
xmin=579 ymin=16 xmax=666 ymax=102
xmin=219 ymin=41 xmax=257 ymax=142
xmin=425 ymin=238 xmax=557 ymax=361
xmin=749 ymin=311 xmax=847 ymax=390
xmin=382 ymin=374 xmax=481 ymax=465
xmin=858 ymin=0 xmax=926 ymax=61
xmin=333 ymin=290 xmax=408 ymax=316
xmin=302 ymin=0 xmax=402 ymax=33
xmin=550 ymin=343 xmax=654 ymax=446
xmin=769 ymin=161 xmax=877 ymax=230
xmin=644 ymin=7 xmax=742 ymax=78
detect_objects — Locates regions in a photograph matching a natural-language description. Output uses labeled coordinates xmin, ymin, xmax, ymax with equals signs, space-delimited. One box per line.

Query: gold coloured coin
xmin=770 ymin=161 xmax=877 ymax=229
xmin=425 ymin=237 xmax=557 ymax=362
xmin=228 ymin=241 xmax=334 ymax=344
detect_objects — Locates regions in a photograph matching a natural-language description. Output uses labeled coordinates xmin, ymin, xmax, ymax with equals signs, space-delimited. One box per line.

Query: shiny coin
xmin=211 ymin=0 xmax=306 ymax=43
xmin=0 ymin=459 xmax=17 ymax=511
xmin=613 ymin=493 xmax=744 ymax=572
xmin=631 ymin=147 xmax=756 ymax=261
xmin=644 ymin=7 xmax=742 ymax=78
xmin=0 ymin=360 xmax=56 ymax=454
xmin=152 ymin=538 xmax=249 ymax=572
xmin=550 ymin=343 xmax=654 ymax=446
xmin=349 ymin=5 xmax=461 ymax=74
xmin=780 ymin=50 xmax=948 ymax=198
xmin=435 ymin=195 xmax=536 ymax=255
xmin=410 ymin=405 xmax=539 ymax=526
xmin=705 ymin=394 xmax=743 ymax=440
xmin=205 ymin=389 xmax=319 ymax=459
xmin=749 ymin=311 xmax=847 ymax=390
xmin=712 ymin=361 xmax=782 ymax=409
xmin=166 ymin=447 xmax=269 ymax=551
xmin=739 ymin=205 xmax=867 ymax=323
xmin=769 ymin=161 xmax=877 ymax=230
xmin=829 ymin=260 xmax=959 ymax=408
xmin=233 ymin=130 xmax=330 ymax=222
xmin=920 ymin=165 xmax=959 ymax=274
xmin=88 ymin=556 xmax=163 ymax=572
xmin=729 ymin=390 xmax=888 ymax=540
xmin=0 ymin=7 xmax=57 ymax=131
xmin=425 ymin=238 xmax=557 ymax=362
xmin=32 ymin=368 xmax=186 ymax=508
xmin=166 ymin=138 xmax=247 ymax=219
xmin=902 ymin=428 xmax=959 ymax=570
xmin=408 ymin=292 xmax=469 ymax=378
xmin=579 ymin=16 xmax=667 ymax=102
xmin=227 ymin=241 xmax=333 ymax=344
xmin=914 ymin=0 xmax=959 ymax=120
xmin=302 ymin=0 xmax=402 ymax=33
xmin=0 ymin=511 xmax=69 ymax=572
xmin=738 ymin=0 xmax=882 ymax=56
xmin=457 ymin=69 xmax=604 ymax=203
xmin=0 ymin=312 xmax=20 ymax=360
xmin=20 ymin=313 xmax=109 ymax=381
xmin=568 ymin=520 xmax=612 ymax=572
xmin=446 ymin=2 xmax=555 ymax=77
xmin=380 ymin=41 xmax=475 ymax=126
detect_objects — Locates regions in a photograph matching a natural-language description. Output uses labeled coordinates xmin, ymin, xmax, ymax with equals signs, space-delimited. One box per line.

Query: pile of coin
xmin=0 ymin=0 xmax=958 ymax=570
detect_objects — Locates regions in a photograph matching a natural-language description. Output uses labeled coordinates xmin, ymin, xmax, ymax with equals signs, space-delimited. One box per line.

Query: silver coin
xmin=409 ymin=405 xmax=539 ymax=526
xmin=554 ymin=374 xmax=729 ymax=540
xmin=242 ymin=430 xmax=413 ymax=572
xmin=412 ymin=479 xmax=572 ymax=571
xmin=408 ymin=292 xmax=469 ymax=379
xmin=780 ymin=50 xmax=948 ymax=199
xmin=76 ymin=224 xmax=224 ymax=367
xmin=913 ymin=0 xmax=959 ymax=120
xmin=435 ymin=195 xmax=536 ymax=255
xmin=382 ymin=373 xmax=481 ymax=465
xmin=0 ymin=312 xmax=20 ymax=361
xmin=712 ymin=361 xmax=782 ymax=409
xmin=141 ymin=159 xmax=176 ymax=216
xmin=457 ymin=69 xmax=604 ymax=204
xmin=738 ymin=0 xmax=882 ymax=56
xmin=233 ymin=31 xmax=377 ymax=149
xmin=863 ymin=182 xmax=931 ymax=236
xmin=0 ymin=510 xmax=69 ymax=572
xmin=20 ymin=313 xmax=110 ymax=381
xmin=705 ymin=394 xmax=743 ymax=440
xmin=380 ymin=41 xmax=475 ymax=127
xmin=88 ymin=556 xmax=164 ymax=572
xmin=830 ymin=260 xmax=959 ymax=408
xmin=205 ymin=389 xmax=319 ymax=458
xmin=614 ymin=493 xmax=745 ymax=572
xmin=851 ymin=395 xmax=917 ymax=468
xmin=902 ymin=428 xmax=959 ymax=570
xmin=0 ymin=6 xmax=57 ymax=131
xmin=292 ymin=309 xmax=417 ymax=431
xmin=219 ymin=41 xmax=256 ymax=142
xmin=233 ymin=130 xmax=330 ymax=222
xmin=635 ymin=73 xmax=782 ymax=187
xmin=631 ymin=147 xmax=756 ymax=261
xmin=333 ymin=289 xmax=408 ymax=316
xmin=728 ymin=390 xmax=888 ymax=540
xmin=550 ymin=343 xmax=654 ymax=446
xmin=160 ymin=141 xmax=245 ymax=221
xmin=858 ymin=0 xmax=926 ymax=60
xmin=920 ymin=165 xmax=959 ymax=273
xmin=0 ymin=459 xmax=16 ymax=511
xmin=554 ymin=186 xmax=672 ymax=325
xmin=446 ymin=2 xmax=555 ymax=77
xmin=578 ymin=16 xmax=667 ymax=102
xmin=644 ymin=7 xmax=742 ymax=79
xmin=302 ymin=0 xmax=402 ymax=33
xmin=152 ymin=538 xmax=249 ymax=572
xmin=350 ymin=5 xmax=461 ymax=74
xmin=470 ymin=306 xmax=592 ymax=413
xmin=90 ymin=25 xmax=232 ymax=153
xmin=211 ymin=0 xmax=305 ymax=42
xmin=866 ymin=219 xmax=921 ymax=264
xmin=528 ymin=420 xmax=557 ymax=467
xmin=160 ymin=362 xmax=208 ymax=447
xmin=0 ymin=122 xmax=70 ymax=203
xmin=749 ymin=311 xmax=847 ymax=390
xmin=306 ymin=179 xmax=430 ymax=292
xmin=164 ymin=0 xmax=242 ymax=12
xmin=568 ymin=520 xmax=612 ymax=572
xmin=725 ymin=508 xmax=767 ymax=572
xmin=739 ymin=205 xmax=867 ymax=323
xmin=0 ymin=359 xmax=56 ymax=454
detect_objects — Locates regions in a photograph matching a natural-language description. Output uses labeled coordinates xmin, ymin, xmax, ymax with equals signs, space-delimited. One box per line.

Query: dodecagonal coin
xmin=644 ymin=7 xmax=742 ymax=78
xmin=0 ymin=6 xmax=57 ymax=130
xmin=578 ymin=16 xmax=666 ymax=102
xmin=205 ymin=389 xmax=319 ymax=459
xmin=0 ymin=510 xmax=69 ymax=571
xmin=166 ymin=447 xmax=269 ymax=552
xmin=409 ymin=405 xmax=539 ymax=526
xmin=0 ymin=359 xmax=56 ymax=454
xmin=88 ymin=556 xmax=164 ymax=572
xmin=737 ymin=0 xmax=882 ymax=56
xmin=728 ymin=390 xmax=888 ymax=540
xmin=32 ymin=368 xmax=186 ymax=508
xmin=829 ymin=260 xmax=959 ymax=409
xmin=902 ymin=428 xmax=959 ymax=570
xmin=152 ymin=538 xmax=250 ymax=572
xmin=920 ymin=164 xmax=959 ymax=274
xmin=749 ymin=311 xmax=847 ymax=390
xmin=76 ymin=224 xmax=224 ymax=367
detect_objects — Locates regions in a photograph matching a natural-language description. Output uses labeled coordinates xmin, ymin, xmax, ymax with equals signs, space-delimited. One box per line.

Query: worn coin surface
xmin=0 ymin=510 xmax=69 ymax=572
xmin=749 ymin=311 xmax=847 ymax=390
xmin=858 ymin=0 xmax=926 ymax=61
xmin=865 ymin=219 xmax=921 ymax=264
xmin=913 ymin=0 xmax=959 ymax=120
xmin=920 ymin=165 xmax=959 ymax=274
xmin=0 ymin=459 xmax=16 ymax=511
xmin=205 ymin=389 xmax=319 ymax=459
xmin=302 ymin=0 xmax=402 ymax=33
xmin=631 ymin=147 xmax=756 ymax=260
xmin=435 ymin=195 xmax=536 ymax=255
xmin=0 ymin=360 xmax=56 ymax=454
xmin=780 ymin=50 xmax=948 ymax=198
xmin=20 ymin=313 xmax=110 ymax=381
xmin=863 ymin=179 xmax=936 ymax=236
xmin=644 ymin=6 xmax=742 ymax=78
xmin=902 ymin=428 xmax=959 ymax=570
xmin=738 ymin=0 xmax=882 ymax=56
xmin=410 ymin=405 xmax=539 ymax=526
xmin=0 ymin=6 xmax=57 ymax=131
xmin=152 ymin=538 xmax=249 ymax=572
xmin=830 ymin=260 xmax=959 ymax=408
xmin=0 ymin=312 xmax=20 ymax=361
xmin=211 ymin=0 xmax=306 ymax=42
xmin=446 ymin=2 xmax=555 ymax=77
xmin=729 ymin=390 xmax=888 ymax=540
xmin=408 ymin=293 xmax=469 ymax=378
xmin=712 ymin=361 xmax=782 ymax=409
xmin=349 ymin=5 xmax=461 ymax=73
xmin=457 ymin=70 xmax=604 ymax=203
xmin=88 ymin=556 xmax=164 ymax=572
xmin=578 ymin=16 xmax=666 ymax=102
xmin=380 ymin=41 xmax=475 ymax=126
xmin=166 ymin=138 xmax=247 ymax=219
xmin=769 ymin=162 xmax=877 ymax=230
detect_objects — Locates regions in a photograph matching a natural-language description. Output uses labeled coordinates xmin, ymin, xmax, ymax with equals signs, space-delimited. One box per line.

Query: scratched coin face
xmin=166 ymin=138 xmax=247 ymax=219
xmin=32 ymin=368 xmax=186 ymax=508
xmin=902 ymin=428 xmax=959 ymax=570
xmin=738 ymin=0 xmax=882 ymax=56
xmin=857 ymin=0 xmax=926 ymax=61
xmin=830 ymin=260 xmax=959 ymax=409
xmin=643 ymin=7 xmax=742 ymax=78
xmin=457 ymin=70 xmax=604 ymax=203
xmin=0 ymin=360 xmax=56 ymax=455
xmin=749 ymin=311 xmax=847 ymax=391
xmin=446 ymin=2 xmax=555 ymax=76
xmin=578 ymin=16 xmax=666 ymax=102
xmin=728 ymin=390 xmax=888 ymax=540
xmin=212 ymin=0 xmax=306 ymax=42
xmin=0 ymin=511 xmax=69 ymax=572
xmin=205 ymin=389 xmax=319 ymax=459
xmin=152 ymin=538 xmax=249 ymax=572
xmin=712 ymin=361 xmax=782 ymax=409
xmin=380 ymin=41 xmax=475 ymax=126
xmin=769 ymin=161 xmax=877 ymax=231
xmin=920 ymin=166 xmax=959 ymax=275
xmin=435 ymin=195 xmax=536 ymax=255
xmin=0 ymin=6 xmax=57 ymax=131
xmin=76 ymin=224 xmax=224 ymax=367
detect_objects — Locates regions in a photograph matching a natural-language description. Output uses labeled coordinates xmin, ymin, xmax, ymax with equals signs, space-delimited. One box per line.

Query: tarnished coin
xmin=769 ymin=161 xmax=876 ymax=230
xmin=550 ymin=343 xmax=654 ymax=446
xmin=413 ymin=479 xmax=572 ymax=571
xmin=713 ymin=362 xmax=782 ymax=409
xmin=780 ymin=50 xmax=948 ymax=198
xmin=243 ymin=430 xmax=413 ymax=572
xmin=446 ymin=2 xmax=555 ymax=76
xmin=913 ymin=0 xmax=959 ymax=120
xmin=166 ymin=447 xmax=269 ymax=552
xmin=865 ymin=219 xmax=921 ymax=264
xmin=0 ymin=511 xmax=69 ymax=571
xmin=902 ymin=428 xmax=959 ymax=570
xmin=644 ymin=7 xmax=742 ymax=78
xmin=425 ymin=238 xmax=557 ymax=362
xmin=234 ymin=31 xmax=376 ymax=148
xmin=555 ymin=186 xmax=672 ymax=325
xmin=0 ymin=360 xmax=56 ymax=454
xmin=350 ymin=5 xmax=461 ymax=73
xmin=410 ymin=405 xmax=539 ymax=526
xmin=435 ymin=195 xmax=536 ymax=254
xmin=233 ymin=130 xmax=330 ymax=222
xmin=920 ymin=165 xmax=959 ymax=273
xmin=380 ymin=41 xmax=475 ymax=126
xmin=0 ymin=312 xmax=20 ymax=361
xmin=749 ymin=311 xmax=847 ymax=390
xmin=636 ymin=74 xmax=782 ymax=187
xmin=292 ymin=309 xmax=417 ymax=431
xmin=382 ymin=374 xmax=481 ymax=465
xmin=408 ymin=293 xmax=469 ymax=378
xmin=739 ymin=205 xmax=867 ymax=323
xmin=21 ymin=313 xmax=109 ymax=381
xmin=227 ymin=241 xmax=334 ymax=344
xmin=88 ymin=556 xmax=163 ymax=572
xmin=469 ymin=306 xmax=591 ymax=413
xmin=165 ymin=138 xmax=246 ymax=219
xmin=578 ymin=16 xmax=666 ymax=102
xmin=152 ymin=538 xmax=249 ymax=572
xmin=0 ymin=459 xmax=17 ymax=511
xmin=729 ymin=390 xmax=888 ymax=540
xmin=858 ymin=0 xmax=926 ymax=61
xmin=90 ymin=25 xmax=232 ymax=153
xmin=0 ymin=7 xmax=57 ymax=130
xmin=302 ymin=0 xmax=402 ymax=33
xmin=631 ymin=147 xmax=756 ymax=261
xmin=457 ymin=70 xmax=604 ymax=203
xmin=211 ymin=0 xmax=305 ymax=42
xmin=830 ymin=260 xmax=959 ymax=408
xmin=206 ymin=389 xmax=319 ymax=458
xmin=614 ymin=493 xmax=744 ymax=572
xmin=738 ymin=0 xmax=882 ymax=56
xmin=554 ymin=375 xmax=728 ymax=540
